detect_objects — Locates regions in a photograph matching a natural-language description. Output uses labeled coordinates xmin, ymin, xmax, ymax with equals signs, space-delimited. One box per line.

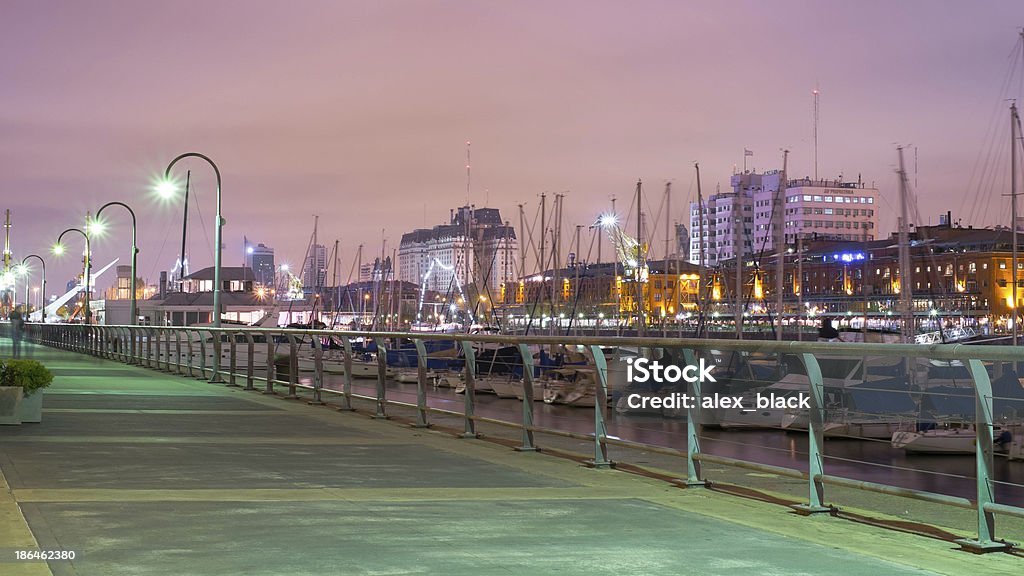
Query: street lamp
xmin=56 ymin=221 xmax=91 ymax=324
xmin=162 ymin=152 xmax=223 ymax=381
xmin=96 ymin=201 xmax=139 ymax=326
xmin=20 ymin=255 xmax=46 ymax=323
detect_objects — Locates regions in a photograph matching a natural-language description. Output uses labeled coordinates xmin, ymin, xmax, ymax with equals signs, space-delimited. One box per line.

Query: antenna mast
xmin=813 ymin=87 xmax=819 ymax=180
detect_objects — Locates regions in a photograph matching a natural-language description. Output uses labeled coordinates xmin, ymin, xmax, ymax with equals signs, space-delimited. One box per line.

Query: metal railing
xmin=25 ymin=322 xmax=1023 ymax=552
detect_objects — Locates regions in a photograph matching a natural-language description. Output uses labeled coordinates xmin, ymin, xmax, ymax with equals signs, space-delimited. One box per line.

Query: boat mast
xmin=1012 ymin=102 xmax=1020 ymax=347
xmin=635 ymin=179 xmax=646 ymax=337
xmin=517 ymin=204 xmax=526 ymax=280
xmin=775 ymin=150 xmax=788 ymax=341
xmin=696 ymin=163 xmax=705 ymax=338
xmin=356 ymin=244 xmax=364 ymax=327
xmin=664 ymin=180 xmax=671 ymax=338
xmin=734 ymin=179 xmax=743 ymax=340
xmin=332 ymin=239 xmax=340 ymax=327
xmin=897 ymin=147 xmax=914 ymax=343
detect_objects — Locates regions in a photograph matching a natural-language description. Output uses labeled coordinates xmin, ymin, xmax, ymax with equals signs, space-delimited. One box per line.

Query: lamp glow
xmin=156 ymin=180 xmax=178 ymax=198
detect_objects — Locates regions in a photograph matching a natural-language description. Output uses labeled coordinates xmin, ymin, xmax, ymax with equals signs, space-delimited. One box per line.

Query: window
xmin=1000 ymin=261 xmax=1007 ymax=269
xmin=824 ymin=196 xmax=833 ymax=203
xmin=813 ymin=195 xmax=823 ymax=202
xmin=824 ymin=208 xmax=833 ymax=215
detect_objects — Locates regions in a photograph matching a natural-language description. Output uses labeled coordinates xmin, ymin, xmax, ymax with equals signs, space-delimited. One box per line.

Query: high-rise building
xmin=244 ymin=241 xmax=276 ymax=287
xmin=689 ymin=171 xmax=878 ymax=264
xmin=398 ymin=206 xmax=518 ymax=294
xmin=302 ymin=243 xmax=327 ymax=289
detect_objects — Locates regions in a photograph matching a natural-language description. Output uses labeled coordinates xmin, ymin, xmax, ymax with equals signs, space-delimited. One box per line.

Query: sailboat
xmin=890 ymin=96 xmax=1024 ymax=453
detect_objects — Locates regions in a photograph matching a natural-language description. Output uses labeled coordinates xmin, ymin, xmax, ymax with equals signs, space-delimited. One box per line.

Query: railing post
xmin=955 ymin=358 xmax=1011 ymax=551
xmin=129 ymin=321 xmax=137 ymax=363
xmin=174 ymin=331 xmax=183 ymax=374
xmin=372 ymin=337 xmax=388 ymax=419
xmin=336 ymin=337 xmax=355 ymax=411
xmin=411 ymin=339 xmax=430 ymax=428
xmin=146 ymin=328 xmax=155 ymax=368
xmin=309 ymin=333 xmax=325 ymax=405
xmin=263 ymin=333 xmax=275 ymax=394
xmin=793 ymin=352 xmax=830 ymax=514
xmin=197 ymin=329 xmax=209 ymax=379
xmin=162 ymin=327 xmax=173 ymax=371
xmin=123 ymin=327 xmax=132 ymax=362
xmin=210 ymin=329 xmax=225 ymax=384
xmin=281 ymin=334 xmax=300 ymax=399
xmin=587 ymin=345 xmax=612 ymax=469
xmin=681 ymin=348 xmax=705 ymax=487
xmin=159 ymin=328 xmax=169 ymax=370
xmin=227 ymin=331 xmax=240 ymax=387
xmin=460 ymin=340 xmax=478 ymax=438
xmin=516 ymin=343 xmax=539 ymax=452
xmin=185 ymin=330 xmax=196 ymax=378
xmin=244 ymin=333 xmax=255 ymax=390
xmin=114 ymin=327 xmax=123 ymax=362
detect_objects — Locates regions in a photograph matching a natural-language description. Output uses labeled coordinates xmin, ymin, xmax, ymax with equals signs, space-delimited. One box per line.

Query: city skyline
xmin=3 ymin=1 xmax=1024 ymax=292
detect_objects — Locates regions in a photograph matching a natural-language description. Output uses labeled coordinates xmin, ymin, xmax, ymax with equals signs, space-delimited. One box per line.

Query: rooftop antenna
xmin=813 ymin=86 xmax=820 ymax=180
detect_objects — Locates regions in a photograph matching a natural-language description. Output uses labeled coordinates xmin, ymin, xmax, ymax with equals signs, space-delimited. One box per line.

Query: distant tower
xmin=245 ymin=242 xmax=276 ymax=287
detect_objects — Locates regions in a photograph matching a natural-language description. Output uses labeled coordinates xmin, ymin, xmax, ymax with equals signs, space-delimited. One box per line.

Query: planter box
xmin=17 ymin=390 xmax=43 ymax=423
xmin=0 ymin=386 xmax=23 ymax=425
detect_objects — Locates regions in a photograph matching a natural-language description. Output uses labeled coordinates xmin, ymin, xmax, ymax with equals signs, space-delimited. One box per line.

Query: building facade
xmin=398 ymin=206 xmax=518 ymax=295
xmin=302 ymin=243 xmax=327 ymax=290
xmin=245 ymin=242 xmax=276 ymax=287
xmin=690 ymin=171 xmax=878 ymax=264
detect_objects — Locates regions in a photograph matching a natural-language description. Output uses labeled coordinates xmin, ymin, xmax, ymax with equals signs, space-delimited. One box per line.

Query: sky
xmin=3 ymin=0 xmax=1024 ymax=299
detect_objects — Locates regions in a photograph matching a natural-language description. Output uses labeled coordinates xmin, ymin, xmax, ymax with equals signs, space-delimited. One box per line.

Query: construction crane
xmin=598 ymin=213 xmax=648 ymax=327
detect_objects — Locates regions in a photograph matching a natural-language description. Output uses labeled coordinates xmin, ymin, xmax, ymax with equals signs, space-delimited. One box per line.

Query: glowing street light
xmin=19 ymin=255 xmax=46 ymax=323
xmin=163 ymin=152 xmax=224 ymax=382
xmin=96 ymin=201 xmax=139 ymax=327
xmin=155 ymin=180 xmax=178 ymax=199
xmin=56 ymin=219 xmax=92 ymax=324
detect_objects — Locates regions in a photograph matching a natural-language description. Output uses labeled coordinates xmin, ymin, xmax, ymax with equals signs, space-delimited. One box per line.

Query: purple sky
xmin=3 ymin=1 xmax=1024 ymax=296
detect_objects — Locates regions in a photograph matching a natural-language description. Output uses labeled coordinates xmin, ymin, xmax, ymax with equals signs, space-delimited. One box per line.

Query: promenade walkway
xmin=1 ymin=342 xmax=1019 ymax=575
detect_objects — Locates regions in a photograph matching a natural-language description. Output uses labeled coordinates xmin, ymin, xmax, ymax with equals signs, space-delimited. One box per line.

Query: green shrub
xmin=0 ymin=359 xmax=54 ymax=397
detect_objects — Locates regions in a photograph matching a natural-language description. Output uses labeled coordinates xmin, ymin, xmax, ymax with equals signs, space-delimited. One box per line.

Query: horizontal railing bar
xmin=982 ymin=501 xmax=1024 ymax=519
xmin=86 ymin=324 xmax=1024 ymax=362
xmin=819 ymin=474 xmax=974 ymax=510
xmin=695 ymin=453 xmax=807 ymax=480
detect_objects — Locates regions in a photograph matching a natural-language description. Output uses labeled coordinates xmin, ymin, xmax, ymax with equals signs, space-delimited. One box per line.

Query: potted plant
xmin=1 ymin=359 xmax=54 ymax=424
xmin=0 ymin=373 xmax=21 ymax=425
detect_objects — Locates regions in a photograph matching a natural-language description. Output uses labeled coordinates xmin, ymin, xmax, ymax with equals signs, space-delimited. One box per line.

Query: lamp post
xmin=162 ymin=152 xmax=223 ymax=381
xmin=96 ymin=202 xmax=139 ymax=326
xmin=56 ymin=222 xmax=91 ymax=324
xmin=20 ymin=255 xmax=46 ymax=323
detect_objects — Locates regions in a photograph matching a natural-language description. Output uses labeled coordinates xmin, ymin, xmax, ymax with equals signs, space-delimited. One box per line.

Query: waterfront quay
xmin=1 ymin=333 xmax=1022 ymax=575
